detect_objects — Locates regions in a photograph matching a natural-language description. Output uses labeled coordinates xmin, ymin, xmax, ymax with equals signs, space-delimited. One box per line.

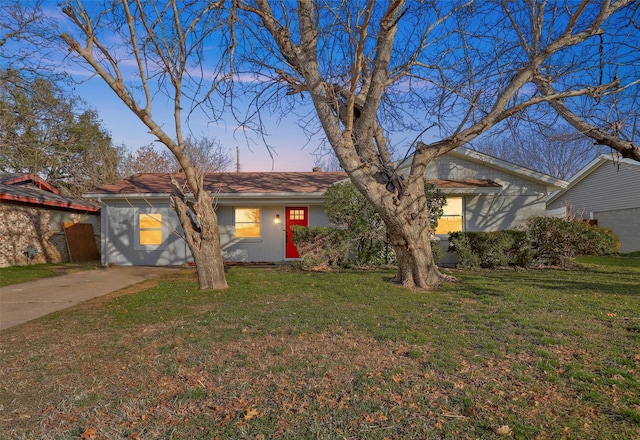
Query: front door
xmin=285 ymin=207 xmax=308 ymax=258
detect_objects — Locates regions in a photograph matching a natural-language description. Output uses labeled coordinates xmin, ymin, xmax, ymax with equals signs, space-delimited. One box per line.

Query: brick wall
xmin=0 ymin=204 xmax=100 ymax=267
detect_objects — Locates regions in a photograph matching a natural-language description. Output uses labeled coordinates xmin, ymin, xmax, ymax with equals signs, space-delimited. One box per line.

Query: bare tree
xmin=0 ymin=1 xmax=45 ymax=76
xmin=236 ymin=1 xmax=640 ymax=288
xmin=59 ymin=0 xmax=228 ymax=290
xmin=120 ymin=144 xmax=176 ymax=176
xmin=472 ymin=123 xmax=604 ymax=180
xmin=180 ymin=135 xmax=234 ymax=173
xmin=121 ymin=137 xmax=233 ymax=176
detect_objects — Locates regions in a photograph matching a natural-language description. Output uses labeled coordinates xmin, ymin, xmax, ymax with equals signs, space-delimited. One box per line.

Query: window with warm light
xmin=235 ymin=208 xmax=261 ymax=238
xmin=434 ymin=197 xmax=463 ymax=235
xmin=139 ymin=213 xmax=163 ymax=245
xmin=289 ymin=209 xmax=305 ymax=220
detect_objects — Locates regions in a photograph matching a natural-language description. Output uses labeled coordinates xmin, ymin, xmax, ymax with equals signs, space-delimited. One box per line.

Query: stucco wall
xmin=0 ymin=204 xmax=100 ymax=267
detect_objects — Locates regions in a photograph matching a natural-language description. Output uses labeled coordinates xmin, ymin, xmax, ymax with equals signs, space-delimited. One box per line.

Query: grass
xmin=0 ymin=257 xmax=639 ymax=439
xmin=0 ymin=263 xmax=96 ymax=287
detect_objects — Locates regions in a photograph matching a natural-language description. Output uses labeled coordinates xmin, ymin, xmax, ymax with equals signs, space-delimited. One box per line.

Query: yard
xmin=1 ymin=256 xmax=639 ymax=439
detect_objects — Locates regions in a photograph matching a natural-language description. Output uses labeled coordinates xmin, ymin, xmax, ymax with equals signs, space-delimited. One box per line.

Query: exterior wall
xmin=427 ymin=154 xmax=550 ymax=230
xmin=594 ymin=207 xmax=640 ymax=253
xmin=101 ymin=201 xmax=190 ymax=266
xmin=548 ymin=160 xmax=640 ymax=216
xmin=0 ymin=204 xmax=100 ymax=267
xmin=423 ymin=155 xmax=551 ymax=266
xmin=547 ymin=159 xmax=640 ymax=253
xmin=100 ymin=199 xmax=331 ymax=266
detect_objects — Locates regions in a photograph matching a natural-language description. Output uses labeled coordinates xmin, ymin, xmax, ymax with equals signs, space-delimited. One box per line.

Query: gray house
xmin=398 ymin=147 xmax=567 ymax=263
xmin=547 ymin=155 xmax=640 ymax=253
xmin=85 ymin=148 xmax=565 ymax=267
xmin=84 ymin=171 xmax=347 ymax=266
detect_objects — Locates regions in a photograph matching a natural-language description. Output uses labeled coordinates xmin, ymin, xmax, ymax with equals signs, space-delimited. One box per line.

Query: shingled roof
xmin=0 ymin=174 xmax=99 ymax=213
xmin=85 ymin=172 xmax=501 ymax=197
xmin=86 ymin=172 xmax=349 ymax=196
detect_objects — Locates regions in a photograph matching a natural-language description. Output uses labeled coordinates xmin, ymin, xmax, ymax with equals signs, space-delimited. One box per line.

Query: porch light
xmin=274 ymin=214 xmax=281 ymax=224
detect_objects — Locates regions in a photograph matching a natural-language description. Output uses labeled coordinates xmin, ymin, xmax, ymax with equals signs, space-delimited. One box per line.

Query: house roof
xmin=396 ymin=146 xmax=568 ymax=191
xmin=85 ymin=172 xmax=350 ymax=197
xmin=85 ymin=172 xmax=503 ymax=200
xmin=0 ymin=173 xmax=100 ymax=213
xmin=428 ymin=179 xmax=502 ymax=193
xmin=547 ymin=155 xmax=640 ymax=205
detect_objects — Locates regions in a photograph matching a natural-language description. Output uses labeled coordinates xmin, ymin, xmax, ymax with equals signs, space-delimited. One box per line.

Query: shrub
xmin=448 ymin=230 xmax=531 ymax=269
xmin=323 ymin=181 xmax=446 ymax=266
xmin=527 ymin=217 xmax=620 ymax=266
xmin=430 ymin=238 xmax=445 ymax=265
xmin=448 ymin=218 xmax=620 ymax=269
xmin=290 ymin=226 xmax=350 ymax=270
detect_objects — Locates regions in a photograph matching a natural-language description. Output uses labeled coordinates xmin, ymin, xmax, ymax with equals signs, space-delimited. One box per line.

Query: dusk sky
xmin=72 ymin=74 xmax=323 ymax=173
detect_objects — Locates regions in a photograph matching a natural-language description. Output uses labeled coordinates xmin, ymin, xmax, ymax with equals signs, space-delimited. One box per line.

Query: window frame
xmin=137 ymin=212 xmax=164 ymax=247
xmin=434 ymin=196 xmax=464 ymax=235
xmin=234 ymin=207 xmax=261 ymax=239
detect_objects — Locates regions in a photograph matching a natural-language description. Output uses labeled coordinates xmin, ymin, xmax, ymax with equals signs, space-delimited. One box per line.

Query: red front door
xmin=285 ymin=207 xmax=308 ymax=258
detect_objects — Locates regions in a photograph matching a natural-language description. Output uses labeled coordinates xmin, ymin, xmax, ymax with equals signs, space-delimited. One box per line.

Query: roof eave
xmin=84 ymin=191 xmax=327 ymax=201
xmin=0 ymin=194 xmax=100 ymax=213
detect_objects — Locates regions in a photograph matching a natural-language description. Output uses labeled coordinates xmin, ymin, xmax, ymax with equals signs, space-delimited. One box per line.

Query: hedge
xmin=448 ymin=217 xmax=620 ymax=269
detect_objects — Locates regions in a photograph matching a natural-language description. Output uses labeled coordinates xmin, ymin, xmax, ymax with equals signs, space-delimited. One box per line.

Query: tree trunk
xmin=188 ymin=201 xmax=227 ymax=290
xmin=171 ymin=179 xmax=228 ymax=290
xmin=389 ymin=224 xmax=448 ymax=289
xmin=361 ymin=172 xmax=451 ymax=289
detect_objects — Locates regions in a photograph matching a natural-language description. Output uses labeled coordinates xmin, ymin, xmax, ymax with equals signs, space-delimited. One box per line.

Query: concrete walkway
xmin=0 ymin=266 xmax=179 ymax=330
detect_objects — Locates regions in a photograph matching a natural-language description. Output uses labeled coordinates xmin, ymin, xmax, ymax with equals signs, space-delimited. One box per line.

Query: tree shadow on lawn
xmin=453 ymin=267 xmax=639 ymax=298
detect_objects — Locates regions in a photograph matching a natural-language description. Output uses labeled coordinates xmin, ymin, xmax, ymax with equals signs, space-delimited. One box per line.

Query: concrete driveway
xmin=0 ymin=266 xmax=180 ymax=330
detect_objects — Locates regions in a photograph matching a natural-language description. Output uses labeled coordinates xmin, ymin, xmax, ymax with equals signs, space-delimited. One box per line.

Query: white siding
xmin=548 ymin=160 xmax=640 ymax=216
xmin=594 ymin=207 xmax=640 ymax=253
xmin=427 ymin=155 xmax=550 ymax=231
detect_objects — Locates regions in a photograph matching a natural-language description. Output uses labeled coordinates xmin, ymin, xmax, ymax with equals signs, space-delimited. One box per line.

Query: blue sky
xmin=71 ymin=74 xmax=322 ymax=173
xmin=45 ymin=1 xmax=325 ymax=173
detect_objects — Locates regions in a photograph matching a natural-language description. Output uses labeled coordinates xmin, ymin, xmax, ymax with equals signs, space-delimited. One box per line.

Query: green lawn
xmin=0 ymin=263 xmax=96 ymax=287
xmin=1 ymin=257 xmax=639 ymax=439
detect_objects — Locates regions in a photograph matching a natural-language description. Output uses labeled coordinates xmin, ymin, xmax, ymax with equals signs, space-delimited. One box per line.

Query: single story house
xmin=0 ymin=174 xmax=100 ymax=267
xmin=547 ymin=155 xmax=640 ymax=253
xmin=84 ymin=171 xmax=347 ymax=266
xmin=85 ymin=147 xmax=566 ymax=267
xmin=397 ymin=147 xmax=568 ymax=264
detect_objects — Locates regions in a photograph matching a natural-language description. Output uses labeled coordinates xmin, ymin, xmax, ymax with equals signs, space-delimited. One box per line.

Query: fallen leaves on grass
xmin=80 ymin=427 xmax=98 ymax=439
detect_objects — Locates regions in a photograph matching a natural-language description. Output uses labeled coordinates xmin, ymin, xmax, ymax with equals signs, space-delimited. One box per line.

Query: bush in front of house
xmin=448 ymin=217 xmax=620 ymax=269
xmin=526 ymin=217 xmax=620 ymax=266
xmin=320 ymin=181 xmax=447 ymax=267
xmin=448 ymin=230 xmax=531 ymax=269
xmin=290 ymin=226 xmax=351 ymax=269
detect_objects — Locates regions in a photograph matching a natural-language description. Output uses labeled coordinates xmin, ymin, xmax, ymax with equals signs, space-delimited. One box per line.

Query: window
xmin=435 ymin=197 xmax=463 ymax=235
xmin=235 ymin=208 xmax=260 ymax=238
xmin=139 ymin=213 xmax=163 ymax=245
xmin=288 ymin=209 xmax=305 ymax=220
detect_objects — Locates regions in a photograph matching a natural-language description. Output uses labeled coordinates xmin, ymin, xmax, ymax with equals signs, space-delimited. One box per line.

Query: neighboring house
xmin=547 ymin=155 xmax=640 ymax=253
xmin=0 ymin=174 xmax=100 ymax=267
xmin=86 ymin=147 xmax=566 ymax=267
